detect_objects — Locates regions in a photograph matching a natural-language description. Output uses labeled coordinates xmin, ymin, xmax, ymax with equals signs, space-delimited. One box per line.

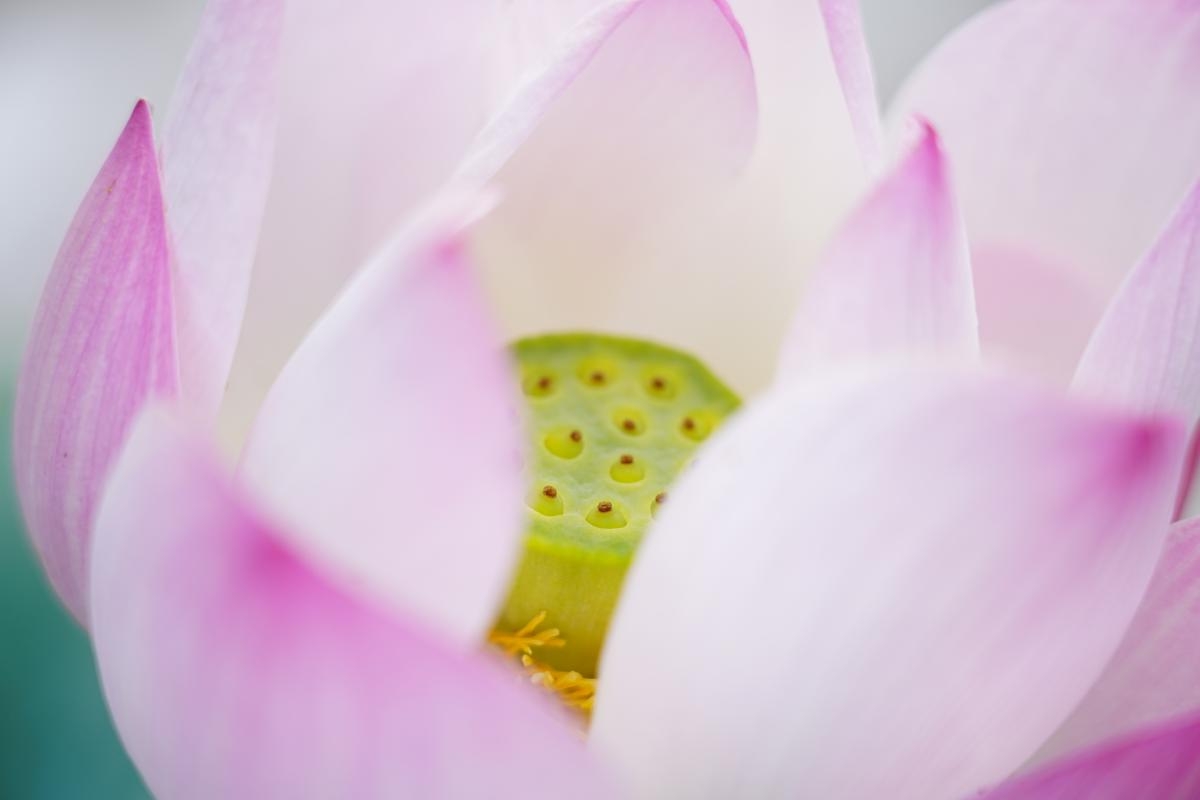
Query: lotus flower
xmin=12 ymin=0 xmax=1200 ymax=797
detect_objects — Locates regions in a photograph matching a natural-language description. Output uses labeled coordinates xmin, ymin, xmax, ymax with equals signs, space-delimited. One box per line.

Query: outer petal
xmin=12 ymin=102 xmax=178 ymax=622
xmin=981 ymin=714 xmax=1200 ymax=800
xmin=818 ymin=0 xmax=882 ymax=170
xmin=91 ymin=409 xmax=613 ymax=800
xmin=891 ymin=0 xmax=1200 ymax=296
xmin=592 ymin=366 xmax=1184 ymax=799
xmin=776 ymin=122 xmax=976 ymax=376
xmin=594 ymin=0 xmax=869 ymax=393
xmin=972 ymin=244 xmax=1108 ymax=382
xmin=238 ymin=194 xmax=521 ymax=643
xmin=1035 ymin=517 xmax=1200 ymax=762
xmin=161 ymin=0 xmax=283 ymax=416
xmin=1074 ymin=180 xmax=1200 ymax=418
xmin=462 ymin=0 xmax=758 ymax=349
xmin=221 ymin=1 xmax=501 ymax=443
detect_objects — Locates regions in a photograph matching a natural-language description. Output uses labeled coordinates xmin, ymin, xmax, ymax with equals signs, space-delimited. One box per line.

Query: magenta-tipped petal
xmin=1075 ymin=180 xmax=1200 ymax=418
xmin=594 ymin=366 xmax=1184 ymax=798
xmin=981 ymin=714 xmax=1200 ymax=800
xmin=239 ymin=194 xmax=522 ymax=643
xmin=892 ymin=0 xmax=1200 ymax=296
xmin=1036 ymin=516 xmax=1200 ymax=762
xmin=91 ymin=410 xmax=614 ymax=800
xmin=13 ymin=101 xmax=179 ymax=622
xmin=162 ymin=0 xmax=284 ymax=416
xmin=777 ymin=123 xmax=977 ymax=376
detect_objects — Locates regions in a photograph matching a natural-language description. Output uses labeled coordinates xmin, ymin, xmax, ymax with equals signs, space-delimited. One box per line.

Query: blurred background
xmin=0 ymin=1 xmax=994 ymax=796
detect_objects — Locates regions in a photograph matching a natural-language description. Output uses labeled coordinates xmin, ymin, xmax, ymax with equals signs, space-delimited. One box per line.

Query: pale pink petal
xmin=592 ymin=0 xmax=869 ymax=394
xmin=1035 ymin=517 xmax=1200 ymax=763
xmin=221 ymin=0 xmax=502 ymax=444
xmin=891 ymin=0 xmax=1200 ymax=297
xmin=593 ymin=366 xmax=1184 ymax=798
xmin=1074 ymin=180 xmax=1200 ymax=418
xmin=981 ymin=714 xmax=1200 ymax=800
xmin=458 ymin=0 xmax=758 ymax=357
xmin=91 ymin=409 xmax=614 ymax=800
xmin=818 ymin=0 xmax=882 ymax=170
xmin=238 ymin=194 xmax=521 ymax=643
xmin=492 ymin=0 xmax=612 ymax=83
xmin=777 ymin=122 xmax=976 ymax=376
xmin=973 ymin=243 xmax=1108 ymax=383
xmin=12 ymin=101 xmax=178 ymax=622
xmin=161 ymin=0 xmax=283 ymax=417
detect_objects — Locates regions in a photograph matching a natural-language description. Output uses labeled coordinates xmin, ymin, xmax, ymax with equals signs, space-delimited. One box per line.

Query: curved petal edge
xmin=162 ymin=0 xmax=284 ymax=416
xmin=91 ymin=407 xmax=614 ymax=800
xmin=777 ymin=123 xmax=977 ymax=377
xmin=595 ymin=365 xmax=1183 ymax=798
xmin=982 ymin=713 xmax=1200 ymax=800
xmin=13 ymin=100 xmax=179 ymax=622
xmin=1074 ymin=178 xmax=1200 ymax=419
xmin=1036 ymin=515 xmax=1200 ymax=762
xmin=239 ymin=191 xmax=523 ymax=643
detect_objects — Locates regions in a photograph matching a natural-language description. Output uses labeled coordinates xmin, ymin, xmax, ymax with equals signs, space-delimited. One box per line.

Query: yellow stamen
xmin=488 ymin=610 xmax=565 ymax=657
xmin=489 ymin=611 xmax=597 ymax=717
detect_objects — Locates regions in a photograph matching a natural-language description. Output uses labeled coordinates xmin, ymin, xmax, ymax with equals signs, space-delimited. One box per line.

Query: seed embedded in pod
xmin=680 ymin=411 xmax=718 ymax=442
xmin=587 ymin=500 xmax=627 ymax=529
xmin=610 ymin=454 xmax=645 ymax=483
xmin=651 ymin=490 xmax=668 ymax=517
xmin=612 ymin=407 xmax=647 ymax=436
xmin=522 ymin=370 xmax=558 ymax=398
xmin=643 ymin=369 xmax=679 ymax=400
xmin=577 ymin=355 xmax=620 ymax=388
xmin=529 ymin=484 xmax=564 ymax=516
xmin=544 ymin=427 xmax=585 ymax=459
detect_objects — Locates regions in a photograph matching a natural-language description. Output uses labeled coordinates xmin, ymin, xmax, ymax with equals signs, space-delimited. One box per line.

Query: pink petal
xmin=238 ymin=194 xmax=521 ymax=643
xmin=91 ymin=409 xmax=613 ymax=800
xmin=593 ymin=0 xmax=868 ymax=393
xmin=973 ymin=243 xmax=1108 ymax=383
xmin=981 ymin=714 xmax=1200 ymax=800
xmin=457 ymin=0 xmax=758 ymax=348
xmin=777 ymin=122 xmax=977 ymax=375
xmin=891 ymin=0 xmax=1200 ymax=297
xmin=818 ymin=0 xmax=882 ymax=170
xmin=593 ymin=366 xmax=1184 ymax=798
xmin=492 ymin=0 xmax=613 ymax=81
xmin=161 ymin=0 xmax=283 ymax=417
xmin=12 ymin=101 xmax=179 ymax=622
xmin=1035 ymin=516 xmax=1200 ymax=763
xmin=1074 ymin=180 xmax=1200 ymax=418
xmin=221 ymin=1 xmax=502 ymax=441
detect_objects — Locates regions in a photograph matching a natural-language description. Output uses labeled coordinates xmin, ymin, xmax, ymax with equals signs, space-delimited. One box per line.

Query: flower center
xmin=490 ymin=333 xmax=739 ymax=712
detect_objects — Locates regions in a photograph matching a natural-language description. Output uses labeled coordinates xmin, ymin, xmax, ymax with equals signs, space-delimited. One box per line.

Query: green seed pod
xmin=499 ymin=333 xmax=740 ymax=676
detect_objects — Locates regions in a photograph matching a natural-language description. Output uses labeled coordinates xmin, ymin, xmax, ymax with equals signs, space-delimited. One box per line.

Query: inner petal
xmin=491 ymin=333 xmax=739 ymax=697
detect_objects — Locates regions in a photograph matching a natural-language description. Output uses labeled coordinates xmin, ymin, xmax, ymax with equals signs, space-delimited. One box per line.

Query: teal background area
xmin=0 ymin=380 xmax=150 ymax=799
